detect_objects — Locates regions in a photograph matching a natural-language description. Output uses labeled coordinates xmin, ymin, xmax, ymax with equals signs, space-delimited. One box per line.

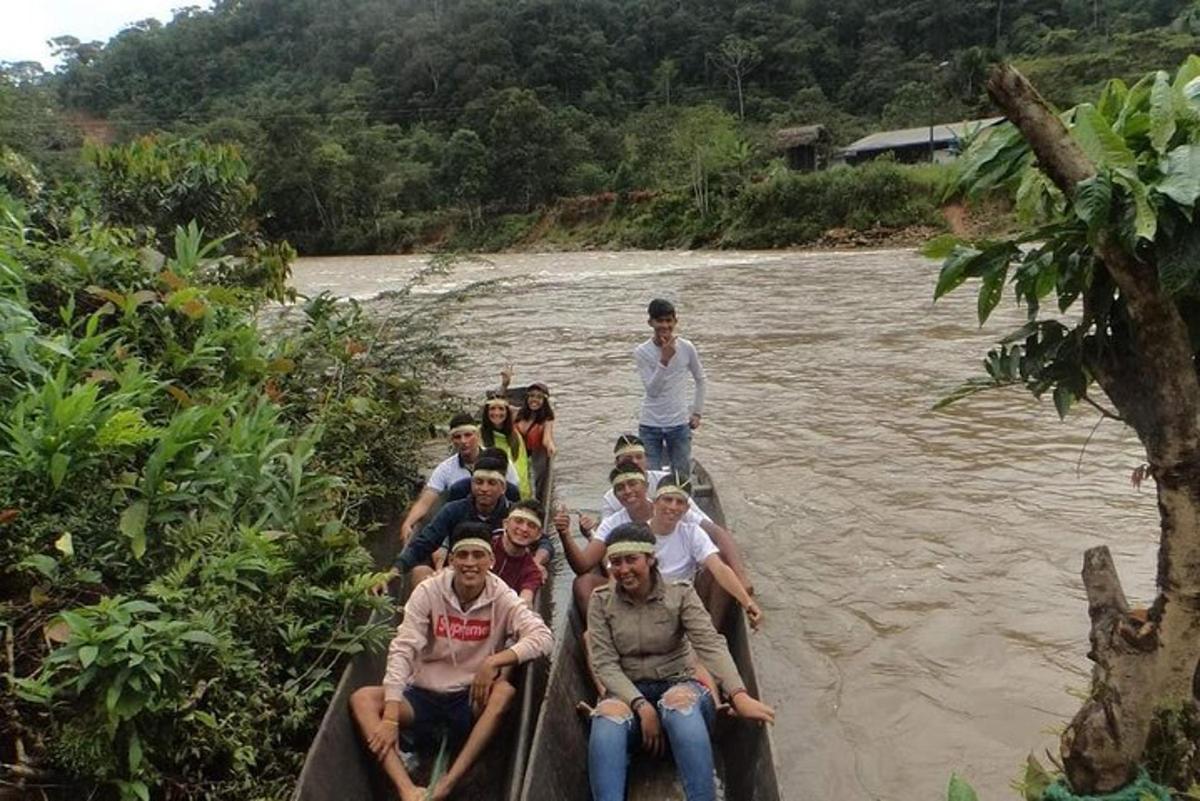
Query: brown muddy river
xmin=290 ymin=249 xmax=1158 ymax=801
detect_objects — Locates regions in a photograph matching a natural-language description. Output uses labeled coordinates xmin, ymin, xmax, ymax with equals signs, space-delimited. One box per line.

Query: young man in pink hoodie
xmin=349 ymin=524 xmax=553 ymax=801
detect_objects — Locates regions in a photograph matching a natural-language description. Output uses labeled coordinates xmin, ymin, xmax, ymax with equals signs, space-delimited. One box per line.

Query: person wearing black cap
xmin=633 ymin=298 xmax=706 ymax=478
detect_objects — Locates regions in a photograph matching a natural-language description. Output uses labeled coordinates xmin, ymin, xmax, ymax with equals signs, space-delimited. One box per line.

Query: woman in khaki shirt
xmin=586 ymin=523 xmax=774 ymax=801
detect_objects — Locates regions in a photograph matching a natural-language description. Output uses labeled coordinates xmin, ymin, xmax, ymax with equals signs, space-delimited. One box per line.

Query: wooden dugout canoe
xmin=518 ymin=459 xmax=782 ymax=801
xmin=291 ymin=439 xmax=555 ymax=801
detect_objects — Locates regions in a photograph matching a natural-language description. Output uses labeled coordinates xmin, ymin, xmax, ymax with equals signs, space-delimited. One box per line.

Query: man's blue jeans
xmin=638 ymin=423 xmax=692 ymax=478
xmin=587 ymin=680 xmax=716 ymax=801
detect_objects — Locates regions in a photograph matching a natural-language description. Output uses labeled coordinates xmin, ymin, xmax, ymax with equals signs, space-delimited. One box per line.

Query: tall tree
xmin=709 ymin=35 xmax=761 ymax=119
xmin=934 ymin=57 xmax=1200 ymax=793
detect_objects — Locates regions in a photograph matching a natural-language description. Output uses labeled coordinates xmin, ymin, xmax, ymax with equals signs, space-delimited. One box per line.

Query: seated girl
xmin=480 ymin=393 xmax=533 ymax=500
xmin=586 ymin=523 xmax=774 ymax=801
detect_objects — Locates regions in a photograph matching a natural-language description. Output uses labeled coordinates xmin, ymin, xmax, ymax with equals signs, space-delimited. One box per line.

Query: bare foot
xmin=398 ymin=785 xmax=426 ymax=801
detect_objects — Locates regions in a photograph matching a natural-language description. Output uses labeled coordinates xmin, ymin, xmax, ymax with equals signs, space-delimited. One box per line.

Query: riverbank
xmin=376 ymin=161 xmax=1016 ymax=256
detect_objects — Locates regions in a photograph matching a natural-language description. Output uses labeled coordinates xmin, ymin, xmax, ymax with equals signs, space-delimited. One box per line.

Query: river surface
xmin=291 ymin=250 xmax=1158 ymax=801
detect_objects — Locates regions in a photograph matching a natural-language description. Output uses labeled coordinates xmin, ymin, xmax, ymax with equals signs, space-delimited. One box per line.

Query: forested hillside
xmin=3 ymin=0 xmax=1199 ymax=252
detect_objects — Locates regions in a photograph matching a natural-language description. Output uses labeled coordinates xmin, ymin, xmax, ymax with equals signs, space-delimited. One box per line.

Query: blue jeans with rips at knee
xmin=638 ymin=423 xmax=692 ymax=478
xmin=587 ymin=679 xmax=715 ymax=801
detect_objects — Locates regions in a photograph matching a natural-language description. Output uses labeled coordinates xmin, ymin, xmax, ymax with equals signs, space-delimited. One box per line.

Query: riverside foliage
xmin=0 ymin=143 xmax=451 ymax=799
xmin=3 ymin=0 xmax=1196 ymax=253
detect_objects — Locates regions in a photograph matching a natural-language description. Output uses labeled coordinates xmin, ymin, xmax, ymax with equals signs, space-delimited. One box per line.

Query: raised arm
xmin=553 ymin=510 xmax=606 ymax=575
xmin=634 ymin=344 xmax=672 ymax=396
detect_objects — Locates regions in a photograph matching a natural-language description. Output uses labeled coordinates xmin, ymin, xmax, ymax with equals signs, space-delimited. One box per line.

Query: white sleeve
xmin=686 ymin=498 xmax=712 ymax=525
xmin=426 ymin=459 xmax=451 ymax=493
xmin=687 ymin=341 xmax=706 ymax=415
xmin=600 ymin=490 xmax=622 ymax=520
xmin=595 ymin=510 xmax=626 ymax=543
xmin=688 ymin=524 xmax=719 ymax=564
xmin=506 ymin=462 xmax=519 ymax=485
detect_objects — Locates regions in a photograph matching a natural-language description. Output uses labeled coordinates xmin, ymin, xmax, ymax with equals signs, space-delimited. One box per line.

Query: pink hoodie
xmin=383 ymin=569 xmax=552 ymax=701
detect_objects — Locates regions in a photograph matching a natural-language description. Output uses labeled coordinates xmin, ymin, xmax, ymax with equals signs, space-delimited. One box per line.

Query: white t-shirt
xmin=426 ymin=453 xmax=520 ymax=493
xmin=633 ymin=336 xmax=706 ymax=428
xmin=599 ymin=469 xmax=712 ymax=522
xmin=595 ymin=512 xmax=717 ymax=582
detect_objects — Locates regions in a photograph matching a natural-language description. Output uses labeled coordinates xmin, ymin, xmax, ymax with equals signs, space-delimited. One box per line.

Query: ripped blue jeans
xmin=587 ymin=679 xmax=716 ymax=801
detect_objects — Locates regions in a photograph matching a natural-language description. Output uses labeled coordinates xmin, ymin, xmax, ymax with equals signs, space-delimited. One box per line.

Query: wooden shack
xmin=773 ymin=125 xmax=830 ymax=171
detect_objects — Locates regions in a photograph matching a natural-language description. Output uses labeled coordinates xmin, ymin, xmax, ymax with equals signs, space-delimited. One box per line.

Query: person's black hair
xmin=473 ymin=453 xmax=509 ymax=476
xmin=516 ymin=382 xmax=555 ymax=425
xmin=480 ymin=395 xmax=525 ymax=460
xmin=449 ymin=411 xmax=476 ymax=430
xmin=609 ymin=464 xmax=647 ymax=484
xmin=612 ymin=433 xmax=644 ymax=453
xmin=450 ymin=520 xmax=493 ymax=549
xmin=510 ymin=498 xmax=544 ymax=521
xmin=607 ymin=522 xmax=655 ymax=549
xmin=656 ymin=470 xmax=693 ymax=497
xmin=647 ymin=298 xmax=676 ymax=319
xmin=478 ymin=447 xmax=510 ymax=470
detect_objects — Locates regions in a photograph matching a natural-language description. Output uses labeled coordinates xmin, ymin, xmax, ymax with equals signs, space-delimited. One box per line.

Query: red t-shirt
xmin=490 ymin=534 xmax=544 ymax=595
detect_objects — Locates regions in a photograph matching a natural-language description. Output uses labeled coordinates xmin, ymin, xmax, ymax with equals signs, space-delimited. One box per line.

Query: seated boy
xmin=350 ymin=524 xmax=553 ymax=801
xmin=491 ymin=500 xmax=547 ymax=605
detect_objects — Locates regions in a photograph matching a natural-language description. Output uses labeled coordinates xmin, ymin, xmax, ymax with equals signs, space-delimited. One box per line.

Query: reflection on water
xmin=291 ymin=249 xmax=1157 ymax=800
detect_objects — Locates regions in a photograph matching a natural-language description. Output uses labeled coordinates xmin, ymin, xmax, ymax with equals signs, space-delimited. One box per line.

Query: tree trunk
xmin=986 ymin=63 xmax=1200 ymax=794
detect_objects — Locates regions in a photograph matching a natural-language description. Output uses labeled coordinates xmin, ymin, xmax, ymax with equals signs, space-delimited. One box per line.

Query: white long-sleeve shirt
xmin=633 ymin=336 xmax=706 ymax=428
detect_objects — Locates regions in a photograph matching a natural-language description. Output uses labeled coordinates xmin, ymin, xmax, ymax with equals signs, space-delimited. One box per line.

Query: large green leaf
xmin=977 ymin=263 xmax=1010 ymax=325
xmin=1114 ymin=173 xmax=1158 ymax=242
xmin=947 ymin=773 xmax=979 ymax=801
xmin=1072 ymin=105 xmax=1136 ymax=171
xmin=1073 ymin=174 xmax=1113 ymax=235
xmin=934 ymin=246 xmax=981 ymax=299
xmin=1023 ymin=754 xmax=1052 ymax=801
xmin=922 ymin=234 xmax=961 ymax=260
xmin=1096 ymin=78 xmax=1128 ymax=123
xmin=1053 ymin=384 xmax=1076 ymax=418
xmin=120 ymin=500 xmax=150 ymax=559
xmin=1155 ymin=145 xmax=1200 ymax=208
xmin=1174 ymin=55 xmax=1200 ymax=93
xmin=1149 ymin=71 xmax=1177 ymax=154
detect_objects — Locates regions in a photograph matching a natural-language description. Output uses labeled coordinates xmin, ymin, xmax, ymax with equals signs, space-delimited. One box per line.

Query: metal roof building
xmin=837 ymin=116 xmax=1005 ymax=164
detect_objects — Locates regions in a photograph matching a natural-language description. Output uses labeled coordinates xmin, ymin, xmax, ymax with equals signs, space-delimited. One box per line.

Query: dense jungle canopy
xmin=3 ymin=0 xmax=1200 ymax=252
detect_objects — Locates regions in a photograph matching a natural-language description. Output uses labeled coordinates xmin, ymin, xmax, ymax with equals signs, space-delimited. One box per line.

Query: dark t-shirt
xmin=490 ymin=534 xmax=543 ymax=595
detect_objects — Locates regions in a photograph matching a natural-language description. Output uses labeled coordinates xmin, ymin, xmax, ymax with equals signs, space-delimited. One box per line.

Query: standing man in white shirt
xmin=632 ymin=298 xmax=706 ymax=478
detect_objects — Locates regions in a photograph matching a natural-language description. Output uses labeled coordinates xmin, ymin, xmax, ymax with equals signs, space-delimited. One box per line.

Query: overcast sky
xmin=2 ymin=2 xmax=211 ymax=68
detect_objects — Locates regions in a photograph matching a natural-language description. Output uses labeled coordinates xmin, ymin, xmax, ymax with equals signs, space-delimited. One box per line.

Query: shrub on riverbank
xmin=0 ymin=172 xmax=448 ymax=799
xmin=719 ymin=160 xmax=946 ymax=248
xmin=428 ymin=160 xmax=952 ymax=253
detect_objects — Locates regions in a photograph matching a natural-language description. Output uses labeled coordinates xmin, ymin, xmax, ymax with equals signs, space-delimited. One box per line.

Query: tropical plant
xmin=0 ymin=199 xmax=448 ymax=799
xmin=932 ymin=56 xmax=1200 ymax=793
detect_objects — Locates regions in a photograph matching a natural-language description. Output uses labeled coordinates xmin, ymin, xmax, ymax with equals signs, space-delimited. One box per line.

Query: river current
xmin=290 ymin=249 xmax=1158 ymax=801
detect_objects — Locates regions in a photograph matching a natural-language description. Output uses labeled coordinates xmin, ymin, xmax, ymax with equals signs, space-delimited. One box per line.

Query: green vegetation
xmin=2 ymin=0 xmax=1196 ymax=253
xmin=933 ymin=55 xmax=1200 ymax=794
xmin=0 ymin=139 xmax=452 ymax=798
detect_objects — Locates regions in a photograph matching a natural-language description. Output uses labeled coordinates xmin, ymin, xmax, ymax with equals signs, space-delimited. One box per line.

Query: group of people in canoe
xmin=350 ymin=300 xmax=774 ymax=801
